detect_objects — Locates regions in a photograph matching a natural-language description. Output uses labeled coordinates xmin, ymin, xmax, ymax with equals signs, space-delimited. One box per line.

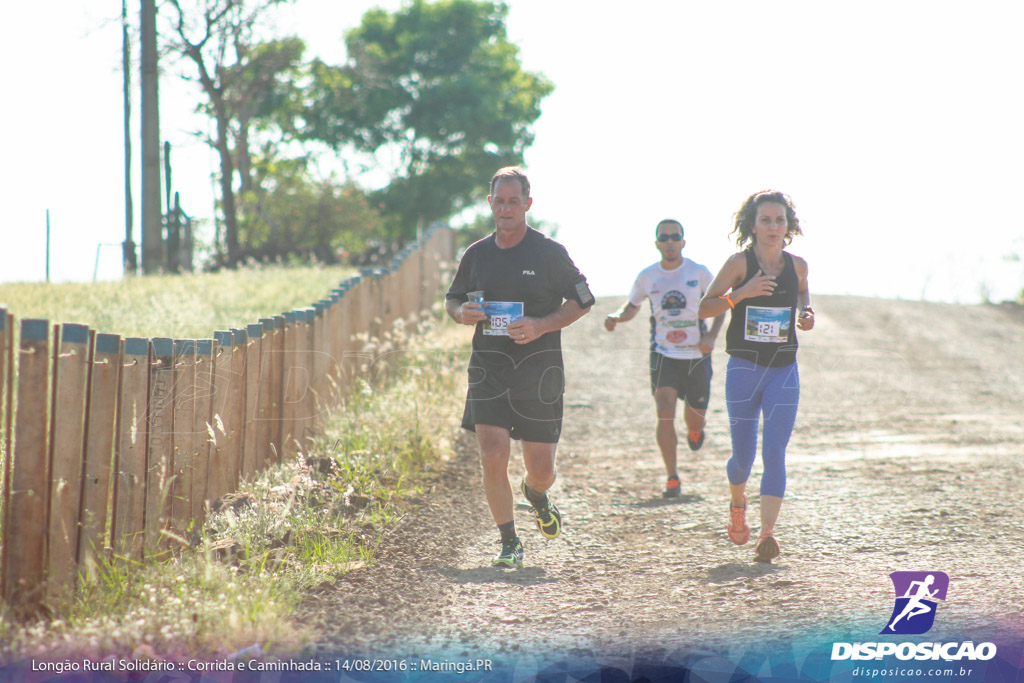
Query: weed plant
xmin=0 ymin=309 xmax=469 ymax=663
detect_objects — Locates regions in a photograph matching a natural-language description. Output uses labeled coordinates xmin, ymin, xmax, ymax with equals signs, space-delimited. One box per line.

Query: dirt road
xmin=300 ymin=295 xmax=1024 ymax=678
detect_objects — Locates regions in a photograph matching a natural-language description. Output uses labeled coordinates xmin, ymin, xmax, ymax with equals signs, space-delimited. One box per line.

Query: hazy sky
xmin=2 ymin=1 xmax=1022 ymax=304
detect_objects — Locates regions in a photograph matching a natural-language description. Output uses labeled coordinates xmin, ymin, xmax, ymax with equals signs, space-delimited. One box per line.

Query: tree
xmin=163 ymin=0 xmax=304 ymax=266
xmin=235 ymin=157 xmax=383 ymax=264
xmin=302 ymin=0 xmax=553 ymax=240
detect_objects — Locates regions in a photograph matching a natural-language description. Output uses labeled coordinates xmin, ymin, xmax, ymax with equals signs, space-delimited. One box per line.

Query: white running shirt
xmin=628 ymin=258 xmax=713 ymax=360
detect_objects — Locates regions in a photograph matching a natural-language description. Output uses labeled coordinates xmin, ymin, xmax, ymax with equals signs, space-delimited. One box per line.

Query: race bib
xmin=744 ymin=306 xmax=791 ymax=343
xmin=482 ymin=301 xmax=524 ymax=336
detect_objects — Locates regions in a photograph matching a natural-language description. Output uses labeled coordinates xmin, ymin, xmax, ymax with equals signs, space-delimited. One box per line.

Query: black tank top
xmin=725 ymin=249 xmax=799 ymax=367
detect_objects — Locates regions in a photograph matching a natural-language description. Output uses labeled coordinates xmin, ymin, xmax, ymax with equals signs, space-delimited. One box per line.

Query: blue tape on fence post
xmin=214 ymin=331 xmax=233 ymax=348
xmin=196 ymin=339 xmax=213 ymax=356
xmin=247 ymin=323 xmax=262 ymax=339
xmin=62 ymin=323 xmax=90 ymax=345
xmin=95 ymin=334 xmax=120 ymax=355
xmin=232 ymin=329 xmax=248 ymax=345
xmin=283 ymin=312 xmax=298 ymax=325
xmin=125 ymin=338 xmax=148 ymax=356
xmin=151 ymin=338 xmax=173 ymax=358
xmin=273 ymin=316 xmax=284 ymax=330
xmin=21 ymin=319 xmax=49 ymax=341
xmin=174 ymin=339 xmax=195 ymax=356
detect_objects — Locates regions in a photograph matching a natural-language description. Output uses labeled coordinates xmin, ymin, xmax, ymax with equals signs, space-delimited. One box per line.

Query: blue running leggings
xmin=725 ymin=356 xmax=800 ymax=498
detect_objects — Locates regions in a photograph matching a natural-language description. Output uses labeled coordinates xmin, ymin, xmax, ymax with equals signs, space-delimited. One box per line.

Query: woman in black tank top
xmin=697 ymin=190 xmax=815 ymax=563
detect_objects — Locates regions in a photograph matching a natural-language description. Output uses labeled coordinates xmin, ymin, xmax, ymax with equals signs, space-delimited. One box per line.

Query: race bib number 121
xmin=744 ymin=306 xmax=791 ymax=343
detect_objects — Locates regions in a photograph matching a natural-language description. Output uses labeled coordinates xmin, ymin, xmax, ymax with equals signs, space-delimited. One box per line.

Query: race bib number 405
xmin=744 ymin=306 xmax=791 ymax=343
xmin=482 ymin=301 xmax=525 ymax=336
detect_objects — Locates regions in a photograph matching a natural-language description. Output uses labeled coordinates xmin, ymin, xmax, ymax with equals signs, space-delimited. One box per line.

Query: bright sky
xmin=2 ymin=1 xmax=1023 ymax=304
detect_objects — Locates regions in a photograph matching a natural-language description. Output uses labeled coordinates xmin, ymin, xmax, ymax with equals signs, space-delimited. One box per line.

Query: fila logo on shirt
xmin=522 ymin=270 xmax=536 ymax=276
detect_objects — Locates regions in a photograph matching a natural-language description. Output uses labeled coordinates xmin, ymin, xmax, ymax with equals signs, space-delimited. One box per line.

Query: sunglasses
xmin=657 ymin=233 xmax=683 ymax=242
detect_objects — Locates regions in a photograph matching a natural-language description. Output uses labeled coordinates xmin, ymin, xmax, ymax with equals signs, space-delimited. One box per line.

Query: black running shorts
xmin=461 ymin=391 xmax=563 ymax=443
xmin=649 ymin=352 xmax=712 ymax=410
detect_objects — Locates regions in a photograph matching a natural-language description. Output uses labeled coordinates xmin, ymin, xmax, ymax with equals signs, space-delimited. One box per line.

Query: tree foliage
xmin=236 ymin=158 xmax=383 ymax=264
xmin=302 ymin=0 xmax=553 ymax=239
xmin=164 ymin=0 xmax=305 ymax=266
xmin=163 ymin=0 xmax=389 ymax=266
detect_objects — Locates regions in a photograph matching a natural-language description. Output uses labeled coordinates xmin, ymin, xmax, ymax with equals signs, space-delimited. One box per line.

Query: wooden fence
xmin=0 ymin=226 xmax=455 ymax=613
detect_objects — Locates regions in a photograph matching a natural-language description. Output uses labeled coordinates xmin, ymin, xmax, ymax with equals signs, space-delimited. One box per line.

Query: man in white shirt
xmin=604 ymin=219 xmax=726 ymax=497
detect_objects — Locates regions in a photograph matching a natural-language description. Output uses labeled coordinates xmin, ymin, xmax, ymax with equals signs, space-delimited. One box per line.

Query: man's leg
xmin=522 ymin=440 xmax=557 ymax=493
xmin=475 ymin=424 xmax=514 ymax=525
xmin=653 ymin=386 xmax=679 ymax=478
xmin=682 ymin=356 xmax=712 ymax=451
xmin=683 ymin=402 xmax=707 ymax=444
xmin=521 ymin=439 xmax=561 ymax=539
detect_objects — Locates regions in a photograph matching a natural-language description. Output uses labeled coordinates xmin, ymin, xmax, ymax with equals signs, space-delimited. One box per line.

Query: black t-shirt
xmin=725 ymin=249 xmax=799 ymax=367
xmin=446 ymin=228 xmax=595 ymax=401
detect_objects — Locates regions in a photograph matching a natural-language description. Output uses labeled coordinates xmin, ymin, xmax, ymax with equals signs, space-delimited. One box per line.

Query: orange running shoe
xmin=754 ymin=528 xmax=780 ymax=563
xmin=662 ymin=474 xmax=681 ymax=498
xmin=728 ymin=493 xmax=750 ymax=545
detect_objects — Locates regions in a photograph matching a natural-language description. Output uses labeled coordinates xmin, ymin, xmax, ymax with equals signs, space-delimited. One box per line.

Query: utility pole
xmin=46 ymin=209 xmax=51 ymax=282
xmin=122 ymin=0 xmax=137 ymax=275
xmin=140 ymin=0 xmax=163 ymax=274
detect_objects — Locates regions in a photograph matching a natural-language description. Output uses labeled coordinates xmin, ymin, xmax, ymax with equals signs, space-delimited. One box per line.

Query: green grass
xmin=0 ymin=312 xmax=468 ymax=661
xmin=0 ymin=264 xmax=354 ymax=340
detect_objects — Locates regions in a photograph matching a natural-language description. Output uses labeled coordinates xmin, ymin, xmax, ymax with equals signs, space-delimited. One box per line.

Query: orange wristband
xmin=719 ymin=293 xmax=735 ymax=309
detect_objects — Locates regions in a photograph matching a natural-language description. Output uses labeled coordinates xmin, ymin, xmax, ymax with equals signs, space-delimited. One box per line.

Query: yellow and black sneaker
xmin=493 ymin=537 xmax=524 ymax=568
xmin=521 ymin=480 xmax=562 ymax=539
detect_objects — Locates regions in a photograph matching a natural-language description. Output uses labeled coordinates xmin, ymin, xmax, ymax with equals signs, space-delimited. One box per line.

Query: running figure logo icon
xmin=881 ymin=571 xmax=949 ymax=635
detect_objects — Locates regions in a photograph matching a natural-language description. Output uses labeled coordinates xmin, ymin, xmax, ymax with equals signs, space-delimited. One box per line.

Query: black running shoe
xmin=687 ymin=430 xmax=705 ymax=451
xmin=521 ymin=480 xmax=562 ymax=539
xmin=493 ymin=537 xmax=524 ymax=568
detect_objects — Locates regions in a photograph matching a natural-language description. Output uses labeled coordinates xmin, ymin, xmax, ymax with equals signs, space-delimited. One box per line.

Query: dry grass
xmin=0 ymin=263 xmax=354 ymax=340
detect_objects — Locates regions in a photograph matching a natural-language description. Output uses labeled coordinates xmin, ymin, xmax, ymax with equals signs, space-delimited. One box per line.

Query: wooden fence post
xmin=208 ymin=332 xmax=232 ymax=505
xmin=2 ymin=319 xmax=50 ymax=612
xmin=225 ymin=329 xmax=247 ymax=491
xmin=269 ymin=316 xmax=284 ymax=464
xmin=111 ymin=338 xmax=150 ymax=560
xmin=0 ymin=310 xmax=10 ymax=516
xmin=171 ymin=340 xmax=196 ymax=541
xmin=191 ymin=339 xmax=214 ymax=523
xmin=256 ymin=319 xmax=275 ymax=472
xmin=0 ymin=309 xmax=7 ymax=478
xmin=242 ymin=324 xmax=261 ymax=481
xmin=311 ymin=303 xmax=327 ymax=435
xmin=281 ymin=312 xmax=299 ymax=459
xmin=47 ymin=323 xmax=91 ymax=602
xmin=78 ymin=332 xmax=122 ymax=573
xmin=144 ymin=338 xmax=174 ymax=556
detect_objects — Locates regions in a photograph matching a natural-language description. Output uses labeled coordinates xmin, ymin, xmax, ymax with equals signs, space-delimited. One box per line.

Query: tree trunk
xmin=215 ymin=107 xmax=240 ymax=266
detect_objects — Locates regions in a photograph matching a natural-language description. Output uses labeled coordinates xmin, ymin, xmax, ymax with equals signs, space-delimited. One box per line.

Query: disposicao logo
xmin=881 ymin=571 xmax=948 ymax=635
xmin=831 ymin=571 xmax=997 ymax=663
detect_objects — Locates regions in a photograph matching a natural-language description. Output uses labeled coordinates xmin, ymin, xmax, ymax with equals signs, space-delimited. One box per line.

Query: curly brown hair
xmin=731 ymin=190 xmax=803 ymax=248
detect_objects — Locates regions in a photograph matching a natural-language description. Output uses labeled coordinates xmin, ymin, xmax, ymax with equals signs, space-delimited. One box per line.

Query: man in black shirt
xmin=446 ymin=167 xmax=595 ymax=568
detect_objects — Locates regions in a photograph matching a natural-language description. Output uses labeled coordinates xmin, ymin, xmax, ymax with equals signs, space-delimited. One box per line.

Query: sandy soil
xmin=297 ymin=295 xmax=1024 ymax=675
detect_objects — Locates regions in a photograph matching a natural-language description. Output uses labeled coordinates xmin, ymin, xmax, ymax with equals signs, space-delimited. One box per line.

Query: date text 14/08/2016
xmin=338 ymin=659 xmax=494 ymax=674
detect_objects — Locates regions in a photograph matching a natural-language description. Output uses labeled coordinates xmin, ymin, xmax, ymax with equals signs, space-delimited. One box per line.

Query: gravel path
xmin=297 ymin=295 xmax=1024 ymax=677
